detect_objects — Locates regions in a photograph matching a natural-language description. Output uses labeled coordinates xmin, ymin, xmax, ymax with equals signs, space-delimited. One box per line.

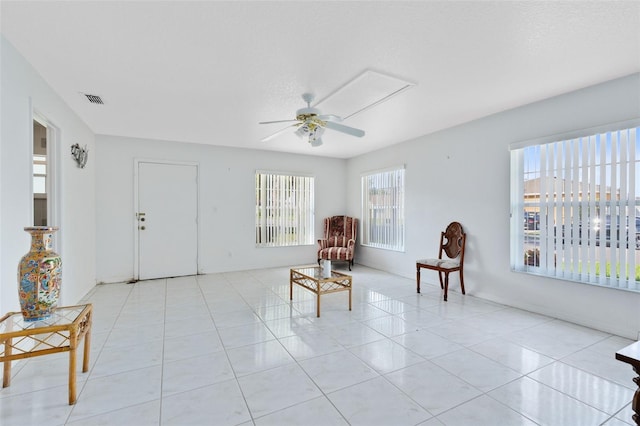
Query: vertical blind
xmin=361 ymin=166 xmax=405 ymax=251
xmin=255 ymin=172 xmax=314 ymax=247
xmin=513 ymin=126 xmax=639 ymax=291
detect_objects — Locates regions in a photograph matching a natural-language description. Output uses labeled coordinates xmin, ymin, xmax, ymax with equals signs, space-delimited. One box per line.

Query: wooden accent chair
xmin=317 ymin=216 xmax=358 ymax=271
xmin=416 ymin=221 xmax=466 ymax=301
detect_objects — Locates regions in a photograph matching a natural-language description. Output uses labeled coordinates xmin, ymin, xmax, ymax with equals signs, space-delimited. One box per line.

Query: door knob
xmin=140 ymin=226 xmax=146 ymax=230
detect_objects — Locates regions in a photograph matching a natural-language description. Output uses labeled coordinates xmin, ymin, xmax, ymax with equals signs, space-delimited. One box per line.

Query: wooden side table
xmin=616 ymin=340 xmax=640 ymax=425
xmin=0 ymin=304 xmax=92 ymax=405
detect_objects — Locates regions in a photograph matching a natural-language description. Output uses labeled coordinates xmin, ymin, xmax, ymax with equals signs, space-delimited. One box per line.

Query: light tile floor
xmin=0 ymin=265 xmax=637 ymax=426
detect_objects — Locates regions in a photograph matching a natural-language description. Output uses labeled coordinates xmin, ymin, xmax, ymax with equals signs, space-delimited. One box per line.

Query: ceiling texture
xmin=2 ymin=1 xmax=639 ymax=159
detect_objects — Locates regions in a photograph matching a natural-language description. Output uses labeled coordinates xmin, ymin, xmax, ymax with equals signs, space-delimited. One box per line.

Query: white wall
xmin=347 ymin=73 xmax=640 ymax=339
xmin=95 ymin=135 xmax=347 ymax=283
xmin=0 ymin=36 xmax=96 ymax=314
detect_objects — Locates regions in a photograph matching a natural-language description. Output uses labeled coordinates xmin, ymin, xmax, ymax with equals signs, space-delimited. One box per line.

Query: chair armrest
xmin=318 ymin=239 xmax=330 ymax=250
xmin=347 ymin=239 xmax=356 ymax=250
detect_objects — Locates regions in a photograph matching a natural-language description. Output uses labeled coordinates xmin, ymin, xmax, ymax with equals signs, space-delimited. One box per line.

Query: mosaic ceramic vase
xmin=17 ymin=226 xmax=62 ymax=321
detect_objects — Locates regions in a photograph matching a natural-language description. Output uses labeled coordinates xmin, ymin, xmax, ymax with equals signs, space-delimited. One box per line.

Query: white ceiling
xmin=2 ymin=1 xmax=639 ymax=159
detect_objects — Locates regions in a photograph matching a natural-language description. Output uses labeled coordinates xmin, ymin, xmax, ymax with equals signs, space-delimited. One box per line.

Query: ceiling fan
xmin=259 ymin=93 xmax=365 ymax=147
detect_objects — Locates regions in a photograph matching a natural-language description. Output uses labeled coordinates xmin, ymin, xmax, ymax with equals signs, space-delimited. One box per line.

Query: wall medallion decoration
xmin=70 ymin=143 xmax=88 ymax=168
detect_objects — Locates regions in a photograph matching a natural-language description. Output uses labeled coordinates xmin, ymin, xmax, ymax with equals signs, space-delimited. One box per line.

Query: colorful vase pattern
xmin=17 ymin=227 xmax=62 ymax=321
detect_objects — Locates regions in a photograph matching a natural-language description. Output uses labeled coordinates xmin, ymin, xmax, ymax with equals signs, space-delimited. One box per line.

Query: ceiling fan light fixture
xmin=309 ymin=125 xmax=324 ymax=139
xmin=294 ymin=126 xmax=307 ymax=138
xmin=308 ymin=126 xmax=324 ymax=147
xmin=310 ymin=137 xmax=323 ymax=147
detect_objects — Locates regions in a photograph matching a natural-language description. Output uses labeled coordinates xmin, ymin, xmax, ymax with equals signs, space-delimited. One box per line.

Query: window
xmin=255 ymin=171 xmax=314 ymax=247
xmin=33 ymin=153 xmax=48 ymax=226
xmin=33 ymin=155 xmax=47 ymax=194
xmin=361 ymin=166 xmax=405 ymax=251
xmin=510 ymin=125 xmax=639 ymax=291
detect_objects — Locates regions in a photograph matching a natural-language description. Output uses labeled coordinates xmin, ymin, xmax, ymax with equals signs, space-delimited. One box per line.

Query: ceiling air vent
xmin=84 ymin=94 xmax=104 ymax=105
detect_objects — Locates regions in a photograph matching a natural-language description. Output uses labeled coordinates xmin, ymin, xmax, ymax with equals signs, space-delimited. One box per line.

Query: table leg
xmin=289 ymin=270 xmax=293 ymax=301
xmin=83 ymin=327 xmax=91 ymax=373
xmin=349 ymin=287 xmax=352 ymax=311
xmin=632 ymin=366 xmax=639 ymax=425
xmin=2 ymin=337 xmax=11 ymax=388
xmin=68 ymin=332 xmax=78 ymax=405
xmin=316 ymin=292 xmax=321 ymax=317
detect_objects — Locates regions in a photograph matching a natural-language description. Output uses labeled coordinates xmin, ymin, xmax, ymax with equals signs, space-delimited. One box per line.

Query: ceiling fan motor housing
xmin=295 ymin=107 xmax=321 ymax=121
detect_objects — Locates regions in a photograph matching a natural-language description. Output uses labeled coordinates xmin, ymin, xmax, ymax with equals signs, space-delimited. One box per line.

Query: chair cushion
xmin=417 ymin=258 xmax=460 ymax=269
xmin=319 ymin=247 xmax=352 ymax=261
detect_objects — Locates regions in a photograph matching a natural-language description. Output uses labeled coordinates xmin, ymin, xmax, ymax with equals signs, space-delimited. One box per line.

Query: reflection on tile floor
xmin=0 ymin=265 xmax=636 ymax=425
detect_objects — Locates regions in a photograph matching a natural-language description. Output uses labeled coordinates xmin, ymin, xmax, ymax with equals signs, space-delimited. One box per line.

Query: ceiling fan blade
xmin=261 ymin=123 xmax=299 ymax=142
xmin=259 ymin=119 xmax=299 ymax=125
xmin=317 ymin=114 xmax=342 ymax=122
xmin=324 ymin=121 xmax=365 ymax=137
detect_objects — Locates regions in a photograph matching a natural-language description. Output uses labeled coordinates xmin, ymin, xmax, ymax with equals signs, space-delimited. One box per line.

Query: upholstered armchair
xmin=317 ymin=216 xmax=358 ymax=271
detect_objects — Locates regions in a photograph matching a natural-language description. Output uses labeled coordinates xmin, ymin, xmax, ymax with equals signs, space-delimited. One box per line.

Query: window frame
xmin=361 ymin=165 xmax=406 ymax=252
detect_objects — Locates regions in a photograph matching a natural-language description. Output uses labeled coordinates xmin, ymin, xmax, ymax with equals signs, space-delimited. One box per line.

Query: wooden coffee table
xmin=0 ymin=304 xmax=92 ymax=405
xmin=290 ymin=267 xmax=352 ymax=317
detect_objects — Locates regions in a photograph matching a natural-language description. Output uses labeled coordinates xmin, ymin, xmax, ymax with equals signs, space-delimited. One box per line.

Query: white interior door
xmin=137 ymin=162 xmax=198 ymax=280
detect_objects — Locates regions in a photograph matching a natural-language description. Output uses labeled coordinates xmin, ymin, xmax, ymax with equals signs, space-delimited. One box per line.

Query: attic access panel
xmin=314 ymin=70 xmax=415 ymax=121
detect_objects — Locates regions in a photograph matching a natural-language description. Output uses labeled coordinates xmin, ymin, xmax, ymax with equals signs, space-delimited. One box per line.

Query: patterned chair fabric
xmin=317 ymin=216 xmax=358 ymax=270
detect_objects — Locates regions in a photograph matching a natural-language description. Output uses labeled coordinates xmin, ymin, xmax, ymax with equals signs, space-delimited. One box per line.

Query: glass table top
xmin=0 ymin=305 xmax=89 ymax=334
xmin=291 ymin=266 xmax=349 ymax=280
